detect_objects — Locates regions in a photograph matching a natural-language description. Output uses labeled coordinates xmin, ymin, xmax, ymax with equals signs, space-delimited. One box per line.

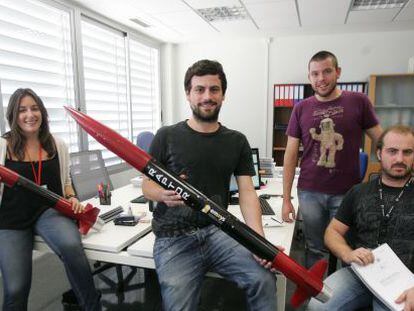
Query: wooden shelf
xmin=375 ymin=105 xmax=414 ymax=109
xmin=364 ymin=74 xmax=414 ymax=181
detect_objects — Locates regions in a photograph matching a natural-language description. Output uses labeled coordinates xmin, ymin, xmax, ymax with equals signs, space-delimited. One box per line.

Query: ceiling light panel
xmin=351 ymin=0 xmax=408 ymax=10
xmin=197 ymin=6 xmax=249 ymax=22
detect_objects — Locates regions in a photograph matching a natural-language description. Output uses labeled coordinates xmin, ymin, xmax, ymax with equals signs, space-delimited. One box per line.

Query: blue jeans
xmin=298 ymin=189 xmax=344 ymax=268
xmin=307 ymin=267 xmax=389 ymax=311
xmin=153 ymin=225 xmax=277 ymax=311
xmin=0 ymin=208 xmax=101 ymax=311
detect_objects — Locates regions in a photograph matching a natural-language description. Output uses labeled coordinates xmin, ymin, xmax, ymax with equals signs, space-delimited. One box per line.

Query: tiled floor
xmin=0 ymin=222 xmax=307 ymax=310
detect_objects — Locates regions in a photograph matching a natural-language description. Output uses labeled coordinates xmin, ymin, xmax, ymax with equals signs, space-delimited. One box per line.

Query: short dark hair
xmin=308 ymin=50 xmax=339 ymax=70
xmin=376 ymin=125 xmax=414 ymax=151
xmin=184 ymin=59 xmax=227 ymax=95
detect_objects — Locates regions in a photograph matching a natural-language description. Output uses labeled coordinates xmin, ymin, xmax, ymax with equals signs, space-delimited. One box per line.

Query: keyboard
xmin=99 ymin=206 xmax=124 ymax=223
xmin=259 ymin=196 xmax=275 ymax=215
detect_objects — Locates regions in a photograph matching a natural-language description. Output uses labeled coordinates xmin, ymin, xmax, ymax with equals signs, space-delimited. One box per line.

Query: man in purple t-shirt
xmin=282 ymin=51 xmax=382 ymax=268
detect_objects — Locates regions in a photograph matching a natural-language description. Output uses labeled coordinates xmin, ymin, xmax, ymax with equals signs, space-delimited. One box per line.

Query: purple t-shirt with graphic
xmin=286 ymin=91 xmax=379 ymax=194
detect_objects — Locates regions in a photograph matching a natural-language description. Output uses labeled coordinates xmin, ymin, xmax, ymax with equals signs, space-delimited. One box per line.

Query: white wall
xmin=168 ymin=30 xmax=414 ymax=157
xmin=172 ymin=38 xmax=270 ymax=153
xmin=270 ymin=30 xmax=414 ymax=83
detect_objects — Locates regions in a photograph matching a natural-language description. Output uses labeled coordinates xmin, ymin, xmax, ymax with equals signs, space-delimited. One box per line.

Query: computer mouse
xmin=260 ymin=194 xmax=271 ymax=200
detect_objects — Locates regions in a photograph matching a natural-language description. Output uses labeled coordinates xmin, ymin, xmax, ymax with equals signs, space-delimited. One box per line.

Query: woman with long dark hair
xmin=0 ymin=88 xmax=101 ymax=310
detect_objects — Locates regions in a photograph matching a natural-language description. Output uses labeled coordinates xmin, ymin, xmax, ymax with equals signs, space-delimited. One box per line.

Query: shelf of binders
xmin=272 ymin=82 xmax=367 ymax=166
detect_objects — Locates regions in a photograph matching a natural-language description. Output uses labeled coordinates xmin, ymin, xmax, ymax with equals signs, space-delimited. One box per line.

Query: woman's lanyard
xmin=27 ymin=146 xmax=43 ymax=185
xmin=378 ymin=176 xmax=412 ymax=219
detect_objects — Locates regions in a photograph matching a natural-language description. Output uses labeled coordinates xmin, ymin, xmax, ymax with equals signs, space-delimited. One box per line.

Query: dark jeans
xmin=0 ymin=208 xmax=101 ymax=311
xmin=153 ymin=225 xmax=277 ymax=311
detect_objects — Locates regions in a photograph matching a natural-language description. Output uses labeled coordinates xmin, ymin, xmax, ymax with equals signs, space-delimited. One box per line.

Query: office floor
xmin=0 ymin=223 xmax=307 ymax=311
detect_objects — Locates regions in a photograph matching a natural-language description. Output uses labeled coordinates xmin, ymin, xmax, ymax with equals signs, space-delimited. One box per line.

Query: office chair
xmin=369 ymin=172 xmax=380 ymax=181
xmin=68 ymin=150 xmax=137 ymax=295
xmin=136 ymin=131 xmax=155 ymax=211
xmin=69 ymin=150 xmax=113 ymax=201
xmin=359 ymin=151 xmax=368 ymax=181
xmin=136 ymin=131 xmax=154 ymax=152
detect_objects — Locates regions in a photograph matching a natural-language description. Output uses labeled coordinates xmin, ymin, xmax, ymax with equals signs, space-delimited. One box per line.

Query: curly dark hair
xmin=184 ymin=59 xmax=227 ymax=95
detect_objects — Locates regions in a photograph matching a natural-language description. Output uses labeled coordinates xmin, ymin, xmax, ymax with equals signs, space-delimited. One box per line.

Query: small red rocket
xmin=65 ymin=106 xmax=332 ymax=307
xmin=0 ymin=164 xmax=104 ymax=235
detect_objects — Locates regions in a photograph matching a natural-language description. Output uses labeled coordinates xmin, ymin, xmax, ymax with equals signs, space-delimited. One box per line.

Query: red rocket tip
xmin=65 ymin=106 xmax=152 ymax=172
xmin=290 ymin=259 xmax=328 ymax=307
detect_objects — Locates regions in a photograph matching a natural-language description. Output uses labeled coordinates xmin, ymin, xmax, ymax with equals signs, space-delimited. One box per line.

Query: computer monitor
xmin=229 ymin=148 xmax=262 ymax=204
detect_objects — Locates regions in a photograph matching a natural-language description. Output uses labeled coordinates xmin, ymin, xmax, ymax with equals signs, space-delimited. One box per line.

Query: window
xmin=81 ymin=19 xmax=128 ymax=166
xmin=129 ymin=39 xmax=160 ymax=143
xmin=0 ymin=0 xmax=78 ymax=151
xmin=0 ymin=0 xmax=161 ymax=169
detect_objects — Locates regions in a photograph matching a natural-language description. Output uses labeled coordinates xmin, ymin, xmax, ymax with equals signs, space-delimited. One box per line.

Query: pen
xmin=271 ymin=217 xmax=283 ymax=224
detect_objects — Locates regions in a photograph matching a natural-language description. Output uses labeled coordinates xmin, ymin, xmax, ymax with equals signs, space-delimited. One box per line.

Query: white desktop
xmin=34 ymin=172 xmax=298 ymax=311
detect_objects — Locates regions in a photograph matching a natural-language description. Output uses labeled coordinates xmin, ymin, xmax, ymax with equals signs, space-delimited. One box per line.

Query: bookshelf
xmin=363 ymin=74 xmax=414 ymax=179
xmin=273 ymin=82 xmax=367 ymax=166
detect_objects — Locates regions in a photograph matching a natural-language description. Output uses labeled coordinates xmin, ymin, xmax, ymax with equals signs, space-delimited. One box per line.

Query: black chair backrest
xmin=69 ymin=150 xmax=113 ymax=201
xmin=368 ymin=172 xmax=380 ymax=182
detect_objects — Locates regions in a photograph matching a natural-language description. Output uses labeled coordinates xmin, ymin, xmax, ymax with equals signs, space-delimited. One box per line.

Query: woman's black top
xmin=0 ymin=155 xmax=63 ymax=229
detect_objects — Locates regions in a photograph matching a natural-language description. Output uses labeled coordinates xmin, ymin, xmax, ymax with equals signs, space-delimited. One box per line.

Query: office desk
xmin=34 ymin=184 xmax=152 ymax=258
xmin=34 ymin=178 xmax=298 ymax=310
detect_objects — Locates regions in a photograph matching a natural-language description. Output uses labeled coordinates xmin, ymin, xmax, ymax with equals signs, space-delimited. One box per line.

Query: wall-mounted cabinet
xmin=364 ymin=74 xmax=414 ymax=179
xmin=273 ymin=82 xmax=367 ymax=166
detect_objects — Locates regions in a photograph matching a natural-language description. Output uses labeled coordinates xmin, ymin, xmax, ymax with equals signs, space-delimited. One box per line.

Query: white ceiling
xmin=69 ymin=0 xmax=414 ymax=43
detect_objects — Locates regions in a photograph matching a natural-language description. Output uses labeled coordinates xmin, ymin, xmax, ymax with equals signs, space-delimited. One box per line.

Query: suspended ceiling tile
xmin=154 ymin=10 xmax=206 ymax=26
xmin=347 ymin=8 xmax=401 ymax=24
xmin=246 ymin=1 xmax=299 ymax=28
xmin=298 ymin=0 xmax=350 ymax=26
xmin=242 ymin=0 xmax=291 ymax=3
xmin=172 ymin=22 xmax=217 ymax=34
xmin=395 ymin=0 xmax=414 ymax=21
xmin=129 ymin=0 xmax=189 ymax=14
xmin=213 ymin=19 xmax=258 ymax=32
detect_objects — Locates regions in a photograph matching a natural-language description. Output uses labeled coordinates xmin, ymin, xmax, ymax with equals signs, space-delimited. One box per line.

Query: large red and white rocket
xmin=0 ymin=165 xmax=104 ymax=235
xmin=65 ymin=106 xmax=332 ymax=307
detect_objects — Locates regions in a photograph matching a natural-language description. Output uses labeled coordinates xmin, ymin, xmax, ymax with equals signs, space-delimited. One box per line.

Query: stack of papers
xmin=351 ymin=243 xmax=414 ymax=311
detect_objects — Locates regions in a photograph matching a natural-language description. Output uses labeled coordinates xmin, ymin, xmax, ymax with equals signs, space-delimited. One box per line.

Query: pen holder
xmin=99 ymin=193 xmax=111 ymax=205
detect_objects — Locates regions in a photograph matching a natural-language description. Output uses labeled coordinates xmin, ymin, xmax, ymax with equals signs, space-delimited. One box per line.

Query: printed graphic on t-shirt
xmin=309 ymin=115 xmax=344 ymax=168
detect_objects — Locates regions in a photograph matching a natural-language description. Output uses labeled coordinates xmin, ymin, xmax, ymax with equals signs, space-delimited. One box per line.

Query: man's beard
xmin=314 ymin=82 xmax=337 ymax=99
xmin=191 ymin=101 xmax=221 ymax=123
xmin=382 ymin=163 xmax=413 ymax=181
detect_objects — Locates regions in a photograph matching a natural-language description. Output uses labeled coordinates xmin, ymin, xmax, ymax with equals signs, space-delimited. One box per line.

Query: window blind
xmin=81 ymin=18 xmax=128 ymax=166
xmin=0 ymin=0 xmax=78 ymax=151
xmin=129 ymin=39 xmax=160 ymax=143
